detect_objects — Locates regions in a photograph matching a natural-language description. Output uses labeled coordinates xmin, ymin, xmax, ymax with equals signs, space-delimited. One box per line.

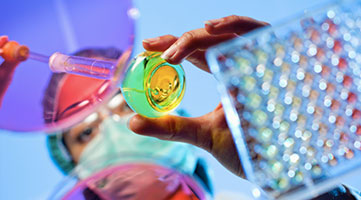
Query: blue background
xmin=1 ymin=0 xmax=361 ymax=199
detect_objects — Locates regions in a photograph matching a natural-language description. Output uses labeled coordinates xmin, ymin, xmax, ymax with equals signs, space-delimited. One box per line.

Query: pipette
xmin=0 ymin=41 xmax=117 ymax=80
xmin=47 ymin=52 xmax=116 ymax=79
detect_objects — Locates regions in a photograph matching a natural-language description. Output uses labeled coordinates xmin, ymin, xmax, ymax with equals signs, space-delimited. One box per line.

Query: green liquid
xmin=121 ymin=52 xmax=186 ymax=118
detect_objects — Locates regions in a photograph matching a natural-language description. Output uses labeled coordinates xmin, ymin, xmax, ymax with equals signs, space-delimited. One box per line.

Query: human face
xmin=63 ymin=93 xmax=133 ymax=163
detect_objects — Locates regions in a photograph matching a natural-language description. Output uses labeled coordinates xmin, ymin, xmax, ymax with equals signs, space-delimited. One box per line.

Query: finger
xmin=142 ymin=33 xmax=234 ymax=73
xmin=160 ymin=28 xmax=236 ymax=64
xmin=128 ymin=114 xmax=213 ymax=151
xmin=0 ymin=36 xmax=9 ymax=55
xmin=204 ymin=15 xmax=269 ymax=35
xmin=142 ymin=35 xmax=178 ymax=52
xmin=142 ymin=32 xmax=233 ymax=73
xmin=0 ymin=36 xmax=9 ymax=47
xmin=143 ymin=34 xmax=210 ymax=73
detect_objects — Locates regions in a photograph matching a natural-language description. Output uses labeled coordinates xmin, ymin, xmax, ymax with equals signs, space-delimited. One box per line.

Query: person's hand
xmin=0 ymin=35 xmax=22 ymax=67
xmin=0 ymin=35 xmax=22 ymax=107
xmin=0 ymin=35 xmax=22 ymax=74
xmin=128 ymin=16 xmax=268 ymax=177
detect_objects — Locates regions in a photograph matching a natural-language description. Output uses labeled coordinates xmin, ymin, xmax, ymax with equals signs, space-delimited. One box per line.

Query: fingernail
xmin=161 ymin=44 xmax=177 ymax=60
xmin=0 ymin=35 xmax=8 ymax=41
xmin=143 ymin=37 xmax=159 ymax=44
xmin=204 ymin=21 xmax=213 ymax=26
xmin=205 ymin=18 xmax=223 ymax=26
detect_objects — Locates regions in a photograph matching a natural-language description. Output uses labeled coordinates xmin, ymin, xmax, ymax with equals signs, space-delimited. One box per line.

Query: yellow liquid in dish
xmin=121 ymin=52 xmax=185 ymax=118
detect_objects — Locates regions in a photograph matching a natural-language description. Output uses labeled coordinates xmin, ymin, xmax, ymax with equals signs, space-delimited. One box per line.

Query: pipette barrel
xmin=49 ymin=52 xmax=116 ymax=79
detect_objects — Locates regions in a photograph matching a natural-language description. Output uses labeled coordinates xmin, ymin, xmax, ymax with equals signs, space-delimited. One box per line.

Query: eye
xmin=118 ymin=100 xmax=132 ymax=113
xmin=123 ymin=103 xmax=132 ymax=112
xmin=76 ymin=127 xmax=94 ymax=143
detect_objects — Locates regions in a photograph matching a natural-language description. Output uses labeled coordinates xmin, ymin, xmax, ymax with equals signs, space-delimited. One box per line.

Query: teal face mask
xmin=75 ymin=114 xmax=198 ymax=179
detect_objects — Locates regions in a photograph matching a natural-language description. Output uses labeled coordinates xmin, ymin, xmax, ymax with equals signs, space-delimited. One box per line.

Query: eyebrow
xmin=55 ymin=100 xmax=86 ymax=122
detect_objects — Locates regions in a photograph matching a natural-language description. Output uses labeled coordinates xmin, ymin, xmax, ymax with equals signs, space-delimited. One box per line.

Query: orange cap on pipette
xmin=1 ymin=41 xmax=29 ymax=62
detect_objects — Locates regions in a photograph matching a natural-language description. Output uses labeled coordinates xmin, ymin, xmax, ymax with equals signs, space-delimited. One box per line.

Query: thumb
xmin=128 ymin=114 xmax=212 ymax=150
xmin=0 ymin=36 xmax=9 ymax=50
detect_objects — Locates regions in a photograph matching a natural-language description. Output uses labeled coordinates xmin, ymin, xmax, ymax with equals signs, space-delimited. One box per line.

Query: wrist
xmin=0 ymin=62 xmax=18 ymax=80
